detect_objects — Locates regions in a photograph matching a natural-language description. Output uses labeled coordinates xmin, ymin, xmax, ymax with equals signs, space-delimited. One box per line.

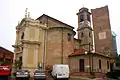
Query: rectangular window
xmin=87 ymin=14 xmax=90 ymax=21
xmin=107 ymin=61 xmax=109 ymax=69
xmin=21 ymin=32 xmax=24 ymax=39
xmin=99 ymin=60 xmax=101 ymax=69
xmin=68 ymin=33 xmax=71 ymax=41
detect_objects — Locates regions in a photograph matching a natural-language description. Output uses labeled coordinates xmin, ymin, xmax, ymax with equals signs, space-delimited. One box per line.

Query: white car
xmin=51 ymin=64 xmax=69 ymax=80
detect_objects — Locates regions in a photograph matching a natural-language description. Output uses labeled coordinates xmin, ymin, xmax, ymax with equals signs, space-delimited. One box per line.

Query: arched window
xmin=80 ymin=14 xmax=84 ymax=22
xmin=21 ymin=32 xmax=24 ymax=39
xmin=99 ymin=60 xmax=101 ymax=69
xmin=81 ymin=32 xmax=84 ymax=37
xmin=68 ymin=33 xmax=71 ymax=41
xmin=107 ymin=61 xmax=109 ymax=69
xmin=87 ymin=14 xmax=90 ymax=21
xmin=89 ymin=32 xmax=91 ymax=37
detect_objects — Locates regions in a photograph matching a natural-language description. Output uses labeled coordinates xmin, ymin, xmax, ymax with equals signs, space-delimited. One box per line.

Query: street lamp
xmin=85 ymin=51 xmax=91 ymax=73
xmin=85 ymin=49 xmax=95 ymax=78
xmin=91 ymin=50 xmax=95 ymax=74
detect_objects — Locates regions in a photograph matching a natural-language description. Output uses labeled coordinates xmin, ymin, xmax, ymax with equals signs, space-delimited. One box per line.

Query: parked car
xmin=16 ymin=69 xmax=30 ymax=80
xmin=34 ymin=69 xmax=46 ymax=80
xmin=51 ymin=64 xmax=69 ymax=80
xmin=0 ymin=66 xmax=11 ymax=80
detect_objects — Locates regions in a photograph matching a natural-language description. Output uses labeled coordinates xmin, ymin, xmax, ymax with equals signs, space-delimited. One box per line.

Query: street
xmin=9 ymin=73 xmax=104 ymax=80
xmin=11 ymin=76 xmax=86 ymax=80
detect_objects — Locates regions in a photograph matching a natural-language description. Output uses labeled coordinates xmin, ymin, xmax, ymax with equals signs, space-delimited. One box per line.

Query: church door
xmin=79 ymin=59 xmax=84 ymax=72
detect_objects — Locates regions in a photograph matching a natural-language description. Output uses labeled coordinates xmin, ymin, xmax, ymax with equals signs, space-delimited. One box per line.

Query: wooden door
xmin=79 ymin=59 xmax=84 ymax=72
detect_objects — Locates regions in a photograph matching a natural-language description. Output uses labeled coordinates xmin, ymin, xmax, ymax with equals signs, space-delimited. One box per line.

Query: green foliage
xmin=14 ymin=60 xmax=22 ymax=69
xmin=115 ymin=55 xmax=120 ymax=67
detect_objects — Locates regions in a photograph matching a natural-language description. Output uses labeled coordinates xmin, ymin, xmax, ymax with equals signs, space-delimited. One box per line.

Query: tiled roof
xmin=0 ymin=46 xmax=14 ymax=54
xmin=37 ymin=14 xmax=74 ymax=29
xmin=68 ymin=49 xmax=86 ymax=57
xmin=68 ymin=49 xmax=112 ymax=58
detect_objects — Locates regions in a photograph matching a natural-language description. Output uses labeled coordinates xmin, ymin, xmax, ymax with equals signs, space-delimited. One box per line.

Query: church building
xmin=13 ymin=5 xmax=115 ymax=78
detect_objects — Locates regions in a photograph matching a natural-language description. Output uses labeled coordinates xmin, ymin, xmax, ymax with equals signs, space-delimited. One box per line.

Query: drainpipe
xmin=43 ymin=17 xmax=48 ymax=70
xmin=61 ymin=27 xmax=63 ymax=64
xmin=43 ymin=29 xmax=47 ymax=70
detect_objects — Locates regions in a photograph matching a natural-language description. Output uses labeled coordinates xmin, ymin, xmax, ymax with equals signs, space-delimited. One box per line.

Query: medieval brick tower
xmin=77 ymin=7 xmax=93 ymax=51
xmin=91 ymin=6 xmax=115 ymax=56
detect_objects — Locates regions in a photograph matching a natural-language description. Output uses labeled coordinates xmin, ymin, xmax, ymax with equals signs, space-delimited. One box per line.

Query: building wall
xmin=74 ymin=39 xmax=81 ymax=49
xmin=91 ymin=6 xmax=114 ymax=56
xmin=47 ymin=28 xmax=63 ymax=65
xmin=14 ymin=15 xmax=75 ymax=74
xmin=46 ymin=27 xmax=74 ymax=66
xmin=37 ymin=15 xmax=75 ymax=67
xmin=93 ymin=55 xmax=110 ymax=73
xmin=69 ymin=56 xmax=89 ymax=73
xmin=69 ymin=55 xmax=110 ymax=73
xmin=13 ymin=18 xmax=46 ymax=74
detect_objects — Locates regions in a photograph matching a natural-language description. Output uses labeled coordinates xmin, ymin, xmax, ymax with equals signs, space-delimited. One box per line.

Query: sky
xmin=0 ymin=0 xmax=120 ymax=54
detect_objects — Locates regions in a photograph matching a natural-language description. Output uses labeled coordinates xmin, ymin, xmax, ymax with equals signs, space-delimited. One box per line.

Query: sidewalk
xmin=70 ymin=76 xmax=104 ymax=80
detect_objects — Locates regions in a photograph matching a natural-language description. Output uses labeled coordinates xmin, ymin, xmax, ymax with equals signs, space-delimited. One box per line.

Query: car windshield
xmin=35 ymin=70 xmax=45 ymax=73
xmin=17 ymin=70 xmax=27 ymax=73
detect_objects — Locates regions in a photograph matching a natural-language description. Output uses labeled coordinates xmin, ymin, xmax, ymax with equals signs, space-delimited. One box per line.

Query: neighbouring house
xmin=0 ymin=46 xmax=14 ymax=67
xmin=69 ymin=49 xmax=113 ymax=78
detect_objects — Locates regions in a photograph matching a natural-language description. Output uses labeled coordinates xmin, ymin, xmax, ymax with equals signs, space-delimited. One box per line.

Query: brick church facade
xmin=13 ymin=5 xmax=115 ymax=77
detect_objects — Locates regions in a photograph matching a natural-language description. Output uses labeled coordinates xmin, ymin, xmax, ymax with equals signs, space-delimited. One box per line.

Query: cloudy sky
xmin=0 ymin=0 xmax=120 ymax=54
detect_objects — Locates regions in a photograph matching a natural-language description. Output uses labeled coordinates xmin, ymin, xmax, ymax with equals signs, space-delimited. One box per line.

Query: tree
xmin=14 ymin=60 xmax=22 ymax=69
xmin=115 ymin=55 xmax=120 ymax=67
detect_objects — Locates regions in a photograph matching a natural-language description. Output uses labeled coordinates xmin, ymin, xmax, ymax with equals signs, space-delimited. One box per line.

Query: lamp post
xmin=91 ymin=50 xmax=95 ymax=74
xmin=85 ymin=43 xmax=95 ymax=78
xmin=85 ymin=51 xmax=91 ymax=73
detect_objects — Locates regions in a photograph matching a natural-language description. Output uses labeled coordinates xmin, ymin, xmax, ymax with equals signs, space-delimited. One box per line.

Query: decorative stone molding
xmin=21 ymin=40 xmax=41 ymax=45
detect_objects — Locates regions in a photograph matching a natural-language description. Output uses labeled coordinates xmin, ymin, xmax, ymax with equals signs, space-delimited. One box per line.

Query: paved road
xmin=10 ymin=74 xmax=103 ymax=80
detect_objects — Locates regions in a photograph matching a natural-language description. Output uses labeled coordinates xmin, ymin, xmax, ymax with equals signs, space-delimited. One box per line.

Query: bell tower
xmin=77 ymin=7 xmax=93 ymax=50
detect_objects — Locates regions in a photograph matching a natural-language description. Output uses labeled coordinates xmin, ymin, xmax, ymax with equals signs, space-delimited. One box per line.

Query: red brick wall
xmin=91 ymin=6 xmax=114 ymax=56
xmin=0 ymin=47 xmax=14 ymax=66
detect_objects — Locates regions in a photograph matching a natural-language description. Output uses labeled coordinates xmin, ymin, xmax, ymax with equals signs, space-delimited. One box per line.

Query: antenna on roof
xmin=25 ymin=8 xmax=28 ymax=18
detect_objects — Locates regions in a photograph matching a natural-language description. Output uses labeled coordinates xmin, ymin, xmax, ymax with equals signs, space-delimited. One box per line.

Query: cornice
xmin=12 ymin=44 xmax=23 ymax=48
xmin=21 ymin=40 xmax=41 ymax=45
xmin=15 ymin=51 xmax=22 ymax=54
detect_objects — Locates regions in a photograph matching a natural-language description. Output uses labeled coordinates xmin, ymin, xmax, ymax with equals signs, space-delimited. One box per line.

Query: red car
xmin=0 ymin=66 xmax=11 ymax=80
